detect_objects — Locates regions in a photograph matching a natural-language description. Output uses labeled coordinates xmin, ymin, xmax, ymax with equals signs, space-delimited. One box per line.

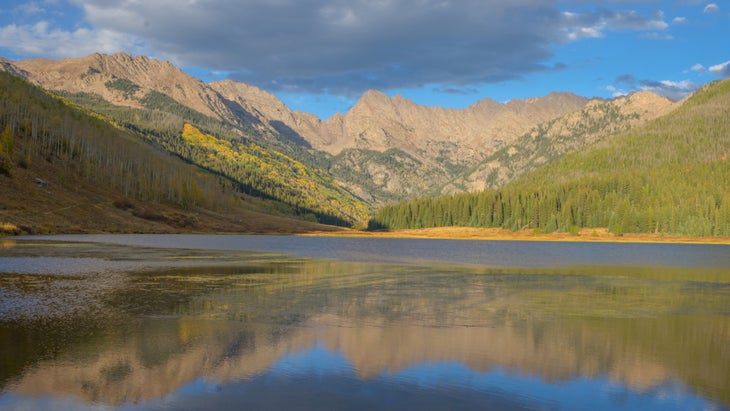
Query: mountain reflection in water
xmin=1 ymin=237 xmax=729 ymax=410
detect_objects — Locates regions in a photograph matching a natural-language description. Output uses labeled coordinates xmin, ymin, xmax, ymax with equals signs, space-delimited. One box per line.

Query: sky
xmin=0 ymin=1 xmax=728 ymax=119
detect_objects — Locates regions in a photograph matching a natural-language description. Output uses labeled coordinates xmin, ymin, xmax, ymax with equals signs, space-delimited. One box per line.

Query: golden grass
xmin=301 ymin=226 xmax=730 ymax=245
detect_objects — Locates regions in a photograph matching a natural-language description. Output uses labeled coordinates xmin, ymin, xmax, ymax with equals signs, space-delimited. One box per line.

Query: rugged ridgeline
xmin=445 ymin=91 xmax=676 ymax=193
xmin=0 ymin=54 xmax=369 ymax=227
xmin=372 ymin=79 xmax=730 ymax=237
xmin=2 ymin=53 xmax=593 ymax=207
xmin=211 ymin=84 xmax=588 ymax=202
xmin=323 ymin=91 xmax=588 ymax=202
xmin=0 ymin=71 xmax=349 ymax=234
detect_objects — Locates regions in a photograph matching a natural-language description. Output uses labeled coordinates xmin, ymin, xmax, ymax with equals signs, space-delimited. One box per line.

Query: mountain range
xmin=373 ymin=78 xmax=730 ymax=236
xmin=0 ymin=52 xmax=705 ymax=234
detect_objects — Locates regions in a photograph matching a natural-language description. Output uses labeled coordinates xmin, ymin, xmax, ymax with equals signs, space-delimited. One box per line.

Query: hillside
xmin=5 ymin=53 xmax=331 ymax=167
xmin=13 ymin=53 xmax=238 ymax=126
xmin=0 ymin=71 xmax=342 ymax=234
xmin=1 ymin=55 xmax=371 ymax=226
xmin=444 ymin=91 xmax=676 ymax=193
xmin=372 ymin=78 xmax=730 ymax=237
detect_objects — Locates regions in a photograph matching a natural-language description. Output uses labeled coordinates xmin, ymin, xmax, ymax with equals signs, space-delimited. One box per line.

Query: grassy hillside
xmin=0 ymin=72 xmax=342 ymax=234
xmin=371 ymin=79 xmax=730 ymax=237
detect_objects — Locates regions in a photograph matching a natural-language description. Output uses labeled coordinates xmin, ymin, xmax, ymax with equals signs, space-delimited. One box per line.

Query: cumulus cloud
xmin=709 ymin=61 xmax=730 ymax=77
xmin=690 ymin=63 xmax=706 ymax=72
xmin=671 ymin=16 xmax=687 ymax=24
xmin=0 ymin=0 xmax=674 ymax=97
xmin=563 ymin=8 xmax=668 ymax=40
xmin=0 ymin=21 xmax=141 ymax=58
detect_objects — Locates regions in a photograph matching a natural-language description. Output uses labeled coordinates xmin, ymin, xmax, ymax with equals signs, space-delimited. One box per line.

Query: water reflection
xmin=1 ymin=238 xmax=729 ymax=410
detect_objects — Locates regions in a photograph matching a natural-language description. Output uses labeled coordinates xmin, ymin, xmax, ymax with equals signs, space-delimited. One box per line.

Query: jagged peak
xmin=347 ymin=90 xmax=396 ymax=116
xmin=211 ymin=79 xmax=288 ymax=107
xmin=468 ymin=97 xmax=504 ymax=112
xmin=626 ymin=90 xmax=668 ymax=102
xmin=358 ymin=89 xmax=391 ymax=104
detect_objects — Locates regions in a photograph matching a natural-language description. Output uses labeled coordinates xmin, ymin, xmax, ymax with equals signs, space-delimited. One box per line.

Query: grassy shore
xmin=303 ymin=226 xmax=730 ymax=245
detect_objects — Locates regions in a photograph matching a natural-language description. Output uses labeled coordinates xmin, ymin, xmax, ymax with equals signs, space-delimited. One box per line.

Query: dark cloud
xmin=433 ymin=87 xmax=479 ymax=96
xmin=615 ymin=74 xmax=636 ymax=85
xmin=3 ymin=1 xmax=652 ymax=97
xmin=70 ymin=0 xmax=576 ymax=96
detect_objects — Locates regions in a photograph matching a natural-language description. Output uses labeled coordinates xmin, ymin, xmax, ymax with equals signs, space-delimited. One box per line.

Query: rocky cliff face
xmin=209 ymin=79 xmax=325 ymax=148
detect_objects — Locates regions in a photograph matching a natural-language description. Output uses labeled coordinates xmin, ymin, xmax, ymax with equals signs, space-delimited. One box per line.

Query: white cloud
xmin=605 ymin=85 xmax=628 ymax=97
xmin=690 ymin=63 xmax=706 ymax=72
xmin=709 ymin=61 xmax=730 ymax=77
xmin=672 ymin=16 xmax=687 ymax=24
xmin=703 ymin=3 xmax=719 ymax=13
xmin=563 ymin=8 xmax=668 ymax=41
xmin=0 ymin=21 xmax=143 ymax=58
xmin=639 ymin=79 xmax=699 ymax=100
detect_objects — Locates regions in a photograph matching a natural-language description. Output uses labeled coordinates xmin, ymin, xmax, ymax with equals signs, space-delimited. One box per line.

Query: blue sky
xmin=0 ymin=1 xmax=728 ymax=119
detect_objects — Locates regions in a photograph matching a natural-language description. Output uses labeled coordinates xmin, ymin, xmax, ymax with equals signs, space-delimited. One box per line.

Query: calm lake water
xmin=1 ymin=234 xmax=729 ymax=410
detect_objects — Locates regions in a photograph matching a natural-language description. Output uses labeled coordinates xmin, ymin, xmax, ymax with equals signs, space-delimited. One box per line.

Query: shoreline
xmin=4 ymin=226 xmax=730 ymax=246
xmin=301 ymin=226 xmax=730 ymax=245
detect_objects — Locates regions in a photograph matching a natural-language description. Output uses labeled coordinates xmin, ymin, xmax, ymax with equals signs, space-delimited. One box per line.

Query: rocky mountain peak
xmin=468 ymin=97 xmax=504 ymax=114
xmin=11 ymin=53 xmax=231 ymax=121
xmin=359 ymin=89 xmax=391 ymax=104
xmin=351 ymin=90 xmax=394 ymax=114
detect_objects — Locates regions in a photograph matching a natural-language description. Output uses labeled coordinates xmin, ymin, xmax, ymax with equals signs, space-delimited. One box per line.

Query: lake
xmin=1 ymin=234 xmax=729 ymax=410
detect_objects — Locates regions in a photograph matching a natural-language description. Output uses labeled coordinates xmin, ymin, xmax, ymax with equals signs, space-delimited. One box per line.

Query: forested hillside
xmin=0 ymin=72 xmax=232 ymax=205
xmin=169 ymin=124 xmax=368 ymax=226
xmin=0 ymin=72 xmax=341 ymax=234
xmin=371 ymin=79 xmax=730 ymax=237
xmin=55 ymin=89 xmax=369 ymax=227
